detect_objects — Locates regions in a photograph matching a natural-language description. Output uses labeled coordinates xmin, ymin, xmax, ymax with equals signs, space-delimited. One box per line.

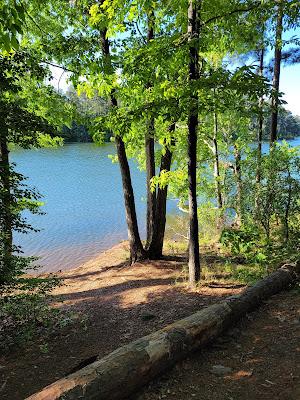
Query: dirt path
xmin=0 ymin=243 xmax=243 ymax=400
xmin=132 ymin=289 xmax=300 ymax=400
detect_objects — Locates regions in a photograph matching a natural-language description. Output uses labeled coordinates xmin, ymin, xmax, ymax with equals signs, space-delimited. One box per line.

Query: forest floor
xmin=133 ymin=289 xmax=300 ymax=400
xmin=0 ymin=241 xmax=299 ymax=400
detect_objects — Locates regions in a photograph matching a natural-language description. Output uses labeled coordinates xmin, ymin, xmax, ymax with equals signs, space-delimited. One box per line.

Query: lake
xmin=11 ymin=143 xmax=178 ymax=272
xmin=11 ymin=137 xmax=300 ymax=272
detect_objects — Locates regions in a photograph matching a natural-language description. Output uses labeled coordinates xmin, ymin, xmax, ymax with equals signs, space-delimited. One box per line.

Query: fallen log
xmin=26 ymin=263 xmax=299 ymax=400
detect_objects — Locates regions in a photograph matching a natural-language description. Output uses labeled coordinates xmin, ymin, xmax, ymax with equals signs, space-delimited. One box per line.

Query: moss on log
xmin=26 ymin=264 xmax=299 ymax=400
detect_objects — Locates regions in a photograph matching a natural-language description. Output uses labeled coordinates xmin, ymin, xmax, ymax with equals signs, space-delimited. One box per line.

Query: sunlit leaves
xmin=0 ymin=0 xmax=25 ymax=51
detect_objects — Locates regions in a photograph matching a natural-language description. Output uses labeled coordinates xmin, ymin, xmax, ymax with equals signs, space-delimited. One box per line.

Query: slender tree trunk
xmin=234 ymin=143 xmax=242 ymax=227
xmin=255 ymin=47 xmax=265 ymax=211
xmin=145 ymin=10 xmax=156 ymax=247
xmin=270 ymin=1 xmax=283 ymax=145
xmin=0 ymin=131 xmax=13 ymax=283
xmin=114 ymin=135 xmax=145 ymax=261
xmin=100 ymin=29 xmax=145 ymax=262
xmin=212 ymin=110 xmax=222 ymax=209
xmin=256 ymin=48 xmax=264 ymax=185
xmin=284 ymin=168 xmax=292 ymax=242
xmin=187 ymin=0 xmax=201 ymax=285
xmin=148 ymin=123 xmax=175 ymax=259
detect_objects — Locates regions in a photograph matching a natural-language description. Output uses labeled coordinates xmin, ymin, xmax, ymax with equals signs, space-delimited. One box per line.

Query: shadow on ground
xmin=1 ymin=250 xmax=243 ymax=400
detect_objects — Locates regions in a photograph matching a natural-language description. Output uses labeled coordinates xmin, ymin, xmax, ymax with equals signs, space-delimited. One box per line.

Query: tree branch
xmin=135 ymin=22 xmax=147 ymax=44
xmin=202 ymin=2 xmax=261 ymax=26
xmin=42 ymin=61 xmax=77 ymax=74
xmin=24 ymin=10 xmax=48 ymax=35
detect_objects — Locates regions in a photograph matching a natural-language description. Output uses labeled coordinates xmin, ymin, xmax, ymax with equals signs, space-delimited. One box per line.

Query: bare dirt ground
xmin=0 ymin=242 xmax=299 ymax=400
xmin=133 ymin=290 xmax=300 ymax=400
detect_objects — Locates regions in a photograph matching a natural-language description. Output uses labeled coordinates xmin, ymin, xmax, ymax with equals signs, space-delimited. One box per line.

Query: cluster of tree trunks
xmin=26 ymin=263 xmax=299 ymax=400
xmin=98 ymin=0 xmax=284 ymax=277
xmin=99 ymin=8 xmax=175 ymax=263
xmin=148 ymin=124 xmax=175 ymax=259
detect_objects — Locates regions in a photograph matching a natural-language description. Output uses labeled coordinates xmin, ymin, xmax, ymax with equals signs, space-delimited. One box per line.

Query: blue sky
xmin=281 ymin=63 xmax=299 ymax=115
xmin=280 ymin=27 xmax=300 ymax=116
xmin=50 ymin=28 xmax=300 ymax=116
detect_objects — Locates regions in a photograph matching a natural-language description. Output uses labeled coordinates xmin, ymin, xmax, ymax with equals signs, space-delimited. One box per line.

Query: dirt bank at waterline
xmin=1 ymin=242 xmax=245 ymax=399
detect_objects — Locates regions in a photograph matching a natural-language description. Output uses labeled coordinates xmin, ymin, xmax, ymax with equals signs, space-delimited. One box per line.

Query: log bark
xmin=26 ymin=264 xmax=299 ymax=400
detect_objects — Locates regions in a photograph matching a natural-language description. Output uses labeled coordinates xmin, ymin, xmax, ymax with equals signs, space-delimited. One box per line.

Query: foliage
xmin=0 ymin=0 xmax=299 ymax=326
xmin=0 ymin=0 xmax=25 ymax=50
xmin=255 ymin=142 xmax=300 ymax=240
xmin=263 ymin=107 xmax=300 ymax=139
xmin=61 ymin=86 xmax=110 ymax=143
xmin=220 ymin=227 xmax=260 ymax=258
xmin=0 ymin=46 xmax=77 ymax=347
xmin=0 ymin=275 xmax=72 ymax=352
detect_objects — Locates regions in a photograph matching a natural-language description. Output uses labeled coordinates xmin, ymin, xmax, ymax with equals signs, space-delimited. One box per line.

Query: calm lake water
xmin=11 ymin=137 xmax=300 ymax=272
xmin=11 ymin=143 xmax=178 ymax=272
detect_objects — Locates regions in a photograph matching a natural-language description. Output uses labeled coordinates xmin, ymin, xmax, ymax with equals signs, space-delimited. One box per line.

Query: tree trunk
xmin=114 ymin=135 xmax=145 ymax=262
xmin=270 ymin=1 xmax=283 ymax=145
xmin=100 ymin=29 xmax=145 ymax=262
xmin=255 ymin=47 xmax=264 ymax=211
xmin=145 ymin=10 xmax=156 ymax=247
xmin=0 ymin=131 xmax=13 ymax=284
xmin=187 ymin=0 xmax=201 ymax=286
xmin=256 ymin=47 xmax=264 ymax=185
xmin=234 ymin=143 xmax=242 ymax=226
xmin=212 ymin=110 xmax=222 ymax=209
xmin=148 ymin=123 xmax=175 ymax=259
xmin=284 ymin=168 xmax=292 ymax=242
xmin=26 ymin=263 xmax=299 ymax=400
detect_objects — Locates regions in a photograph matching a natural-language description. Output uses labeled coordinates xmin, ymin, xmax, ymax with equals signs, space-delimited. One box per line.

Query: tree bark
xmin=234 ymin=143 xmax=242 ymax=226
xmin=284 ymin=168 xmax=292 ymax=242
xmin=148 ymin=123 xmax=175 ymax=259
xmin=0 ymin=131 xmax=13 ymax=284
xmin=145 ymin=10 xmax=156 ymax=247
xmin=114 ymin=135 xmax=146 ymax=262
xmin=256 ymin=48 xmax=264 ymax=183
xmin=100 ymin=29 xmax=145 ymax=262
xmin=187 ymin=0 xmax=201 ymax=285
xmin=255 ymin=47 xmax=265 ymax=211
xmin=26 ymin=263 xmax=299 ymax=400
xmin=213 ymin=110 xmax=222 ymax=209
xmin=270 ymin=1 xmax=283 ymax=145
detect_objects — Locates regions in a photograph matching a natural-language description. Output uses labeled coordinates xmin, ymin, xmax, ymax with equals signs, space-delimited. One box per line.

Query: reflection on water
xmin=12 ymin=143 xmax=178 ymax=272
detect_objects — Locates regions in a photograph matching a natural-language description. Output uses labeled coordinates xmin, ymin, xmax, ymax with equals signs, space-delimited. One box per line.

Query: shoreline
xmin=33 ymin=240 xmax=131 ymax=279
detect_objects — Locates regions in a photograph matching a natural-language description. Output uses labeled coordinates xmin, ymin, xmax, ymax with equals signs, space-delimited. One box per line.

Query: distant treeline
xmin=263 ymin=108 xmax=300 ymax=140
xmin=59 ymin=86 xmax=111 ymax=143
xmin=61 ymin=122 xmax=112 ymax=143
xmin=60 ymin=87 xmax=300 ymax=143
